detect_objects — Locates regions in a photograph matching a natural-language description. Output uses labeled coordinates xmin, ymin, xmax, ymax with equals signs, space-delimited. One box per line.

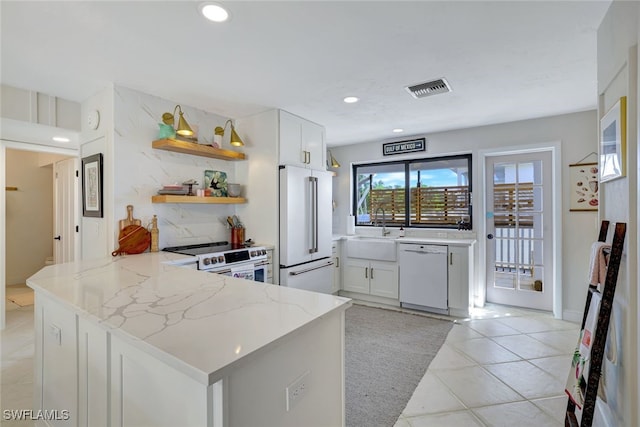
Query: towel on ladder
xmin=565 ymin=291 xmax=602 ymax=410
xmin=588 ymin=241 xmax=611 ymax=286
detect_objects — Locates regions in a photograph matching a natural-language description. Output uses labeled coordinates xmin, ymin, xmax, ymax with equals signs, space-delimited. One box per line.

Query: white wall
xmin=5 ymin=149 xmax=54 ymax=285
xmin=80 ymin=87 xmax=114 ymax=260
xmin=331 ymin=110 xmax=597 ymax=318
xmin=0 ymin=84 xmax=80 ymax=130
xmin=596 ymin=2 xmax=639 ymax=426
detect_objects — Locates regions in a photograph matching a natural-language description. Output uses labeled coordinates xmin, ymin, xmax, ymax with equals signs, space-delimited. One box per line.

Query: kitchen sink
xmin=346 ymin=236 xmax=397 ymax=261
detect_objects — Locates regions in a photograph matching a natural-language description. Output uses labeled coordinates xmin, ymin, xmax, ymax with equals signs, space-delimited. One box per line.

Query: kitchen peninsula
xmin=27 ymin=252 xmax=351 ymax=427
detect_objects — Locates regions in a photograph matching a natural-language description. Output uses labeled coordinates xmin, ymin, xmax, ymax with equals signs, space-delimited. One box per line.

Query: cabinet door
xmin=343 ymin=259 xmax=370 ymax=293
xmin=448 ymin=245 xmax=470 ymax=316
xmin=78 ymin=318 xmax=108 ymax=427
xmin=279 ymin=110 xmax=305 ymax=166
xmin=36 ymin=294 xmax=77 ymax=427
xmin=302 ymin=119 xmax=325 ymax=170
xmin=332 ymin=243 xmax=341 ymax=293
xmin=369 ymin=261 xmax=399 ymax=299
xmin=110 ymin=335 xmax=209 ymax=427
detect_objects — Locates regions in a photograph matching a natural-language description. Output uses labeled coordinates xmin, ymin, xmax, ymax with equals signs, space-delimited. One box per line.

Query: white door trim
xmin=477 ymin=141 xmax=562 ymax=318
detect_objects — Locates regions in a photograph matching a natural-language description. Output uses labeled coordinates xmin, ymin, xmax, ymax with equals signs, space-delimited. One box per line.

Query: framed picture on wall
xmin=569 ymin=162 xmax=598 ymax=211
xmin=82 ymin=153 xmax=103 ymax=217
xmin=599 ymin=96 xmax=626 ymax=183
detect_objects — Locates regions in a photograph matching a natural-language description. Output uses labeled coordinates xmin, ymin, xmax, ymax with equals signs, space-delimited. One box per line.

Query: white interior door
xmin=485 ymin=151 xmax=553 ymax=311
xmin=54 ymin=158 xmax=78 ymax=264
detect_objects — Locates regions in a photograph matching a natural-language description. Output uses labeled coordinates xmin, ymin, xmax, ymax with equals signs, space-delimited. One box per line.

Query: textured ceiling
xmin=0 ymin=1 xmax=610 ymax=146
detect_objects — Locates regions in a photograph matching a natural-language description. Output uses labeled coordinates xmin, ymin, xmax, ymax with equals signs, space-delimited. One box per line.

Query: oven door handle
xmin=212 ymin=260 xmax=269 ymax=275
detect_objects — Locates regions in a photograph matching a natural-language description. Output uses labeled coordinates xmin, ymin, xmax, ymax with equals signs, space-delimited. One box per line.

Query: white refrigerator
xmin=279 ymin=165 xmax=334 ymax=293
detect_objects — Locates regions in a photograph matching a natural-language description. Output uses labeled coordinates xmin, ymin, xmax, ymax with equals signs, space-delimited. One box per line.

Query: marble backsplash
xmin=113 ymin=86 xmax=243 ymax=248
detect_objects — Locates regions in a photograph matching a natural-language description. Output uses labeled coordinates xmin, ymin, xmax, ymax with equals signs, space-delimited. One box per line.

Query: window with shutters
xmin=353 ymin=154 xmax=472 ymax=229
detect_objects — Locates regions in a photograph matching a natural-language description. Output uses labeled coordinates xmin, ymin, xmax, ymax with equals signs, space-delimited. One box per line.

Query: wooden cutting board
xmin=119 ymin=205 xmax=141 ymax=230
xmin=112 ymin=225 xmax=151 ymax=256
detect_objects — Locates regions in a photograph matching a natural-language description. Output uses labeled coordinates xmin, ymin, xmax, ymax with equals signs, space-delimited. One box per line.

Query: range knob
xmin=218 ymin=256 xmax=224 ymax=263
xmin=250 ymin=250 xmax=257 ymax=257
xmin=210 ymin=257 xmax=218 ymax=264
xmin=202 ymin=258 xmax=211 ymax=265
xmin=261 ymin=249 xmax=267 ymax=255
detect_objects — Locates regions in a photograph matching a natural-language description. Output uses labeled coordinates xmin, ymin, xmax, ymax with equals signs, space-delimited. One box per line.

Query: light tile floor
xmin=2 ymin=287 xmax=579 ymax=427
xmin=2 ymin=285 xmax=36 ymax=427
xmin=395 ymin=304 xmax=579 ymax=427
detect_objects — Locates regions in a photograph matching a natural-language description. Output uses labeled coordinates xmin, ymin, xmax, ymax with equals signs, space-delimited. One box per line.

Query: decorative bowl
xmin=227 ymin=183 xmax=241 ymax=197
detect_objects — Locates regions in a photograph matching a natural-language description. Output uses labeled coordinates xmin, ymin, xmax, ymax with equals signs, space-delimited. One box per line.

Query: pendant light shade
xmin=176 ymin=109 xmax=194 ymax=136
xmin=162 ymin=105 xmax=194 ymax=137
xmin=215 ymin=119 xmax=245 ymax=147
xmin=329 ymin=150 xmax=341 ymax=168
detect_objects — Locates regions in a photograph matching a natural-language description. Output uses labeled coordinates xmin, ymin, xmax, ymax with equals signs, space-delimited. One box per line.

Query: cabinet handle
xmin=371 ymin=267 xmax=374 ymax=279
xmin=365 ymin=267 xmax=368 ymax=279
xmin=305 ymin=151 xmax=310 ymax=164
xmin=335 ymin=257 xmax=339 ymax=268
xmin=449 ymin=252 xmax=453 ymax=265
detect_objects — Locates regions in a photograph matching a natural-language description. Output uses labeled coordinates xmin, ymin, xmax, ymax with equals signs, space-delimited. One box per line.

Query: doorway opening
xmin=2 ymin=142 xmax=78 ymax=329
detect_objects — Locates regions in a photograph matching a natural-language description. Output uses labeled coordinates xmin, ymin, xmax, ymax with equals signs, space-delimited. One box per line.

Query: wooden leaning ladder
xmin=565 ymin=220 xmax=627 ymax=427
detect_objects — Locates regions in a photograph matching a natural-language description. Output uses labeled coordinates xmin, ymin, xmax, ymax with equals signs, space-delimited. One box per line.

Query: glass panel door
xmin=485 ymin=151 xmax=552 ymax=311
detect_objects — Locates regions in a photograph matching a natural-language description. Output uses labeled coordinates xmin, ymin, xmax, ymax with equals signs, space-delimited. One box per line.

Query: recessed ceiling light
xmin=392 ymin=128 xmax=404 ymax=133
xmin=200 ymin=3 xmax=230 ymax=22
xmin=343 ymin=96 xmax=359 ymax=104
xmin=52 ymin=136 xmax=70 ymax=143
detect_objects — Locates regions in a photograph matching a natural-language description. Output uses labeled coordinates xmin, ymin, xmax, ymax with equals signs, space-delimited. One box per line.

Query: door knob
xmin=487 ymin=234 xmax=494 ymax=240
xmin=54 ymin=236 xmax=61 ymax=240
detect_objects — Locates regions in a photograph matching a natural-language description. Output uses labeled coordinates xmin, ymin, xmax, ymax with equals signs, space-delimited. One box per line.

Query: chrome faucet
xmin=374 ymin=207 xmax=390 ymax=236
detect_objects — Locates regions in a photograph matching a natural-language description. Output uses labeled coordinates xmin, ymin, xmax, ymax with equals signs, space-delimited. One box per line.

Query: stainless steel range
xmin=163 ymin=242 xmax=269 ymax=282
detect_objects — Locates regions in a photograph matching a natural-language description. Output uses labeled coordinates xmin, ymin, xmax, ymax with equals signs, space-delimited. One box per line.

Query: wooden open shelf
xmin=152 ymin=195 xmax=246 ymax=204
xmin=152 ymin=139 xmax=246 ymax=161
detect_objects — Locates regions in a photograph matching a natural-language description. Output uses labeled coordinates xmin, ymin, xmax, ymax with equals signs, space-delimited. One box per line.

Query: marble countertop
xmin=27 ymin=252 xmax=351 ymax=385
xmin=334 ymin=234 xmax=476 ymax=246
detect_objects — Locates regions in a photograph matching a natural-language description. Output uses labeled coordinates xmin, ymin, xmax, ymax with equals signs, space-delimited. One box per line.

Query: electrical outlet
xmin=49 ymin=324 xmax=62 ymax=346
xmin=286 ymin=370 xmax=310 ymax=412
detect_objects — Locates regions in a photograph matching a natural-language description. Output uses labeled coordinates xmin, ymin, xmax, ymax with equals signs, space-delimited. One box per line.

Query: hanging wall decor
xmin=599 ymin=96 xmax=626 ymax=183
xmin=569 ymin=162 xmax=599 ymax=211
xmin=82 ymin=153 xmax=103 ymax=217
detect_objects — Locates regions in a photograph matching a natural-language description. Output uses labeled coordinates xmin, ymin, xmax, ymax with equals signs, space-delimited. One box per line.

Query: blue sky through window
xmin=370 ymin=169 xmax=463 ymax=188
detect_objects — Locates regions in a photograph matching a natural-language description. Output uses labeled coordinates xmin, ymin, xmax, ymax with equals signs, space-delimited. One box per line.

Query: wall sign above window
xmin=383 ymin=138 xmax=426 ymax=156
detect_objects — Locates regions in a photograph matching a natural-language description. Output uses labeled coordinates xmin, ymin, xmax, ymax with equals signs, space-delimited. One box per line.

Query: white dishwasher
xmin=398 ymin=243 xmax=448 ymax=314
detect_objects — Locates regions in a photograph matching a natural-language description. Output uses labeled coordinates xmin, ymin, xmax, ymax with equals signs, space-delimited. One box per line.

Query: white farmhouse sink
xmin=346 ymin=236 xmax=397 ymax=261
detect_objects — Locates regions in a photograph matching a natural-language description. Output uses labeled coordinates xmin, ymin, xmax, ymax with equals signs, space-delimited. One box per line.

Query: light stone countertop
xmin=334 ymin=234 xmax=476 ymax=246
xmin=27 ymin=251 xmax=351 ymax=385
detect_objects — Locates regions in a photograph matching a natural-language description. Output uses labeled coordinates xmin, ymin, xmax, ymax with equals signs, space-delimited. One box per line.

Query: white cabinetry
xmin=32 ymin=273 xmax=347 ymax=427
xmin=343 ymin=259 xmax=398 ymax=299
xmin=34 ymin=293 xmax=77 ymax=426
xmin=279 ymin=110 xmax=325 ymax=170
xmin=109 ymin=334 xmax=212 ymax=427
xmin=447 ymin=244 xmax=474 ymax=317
xmin=78 ymin=318 xmax=108 ymax=426
xmin=332 ymin=242 xmax=341 ymax=293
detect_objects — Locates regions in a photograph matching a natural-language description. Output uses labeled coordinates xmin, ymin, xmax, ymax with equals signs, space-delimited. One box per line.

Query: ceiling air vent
xmin=405 ymin=78 xmax=451 ymax=99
